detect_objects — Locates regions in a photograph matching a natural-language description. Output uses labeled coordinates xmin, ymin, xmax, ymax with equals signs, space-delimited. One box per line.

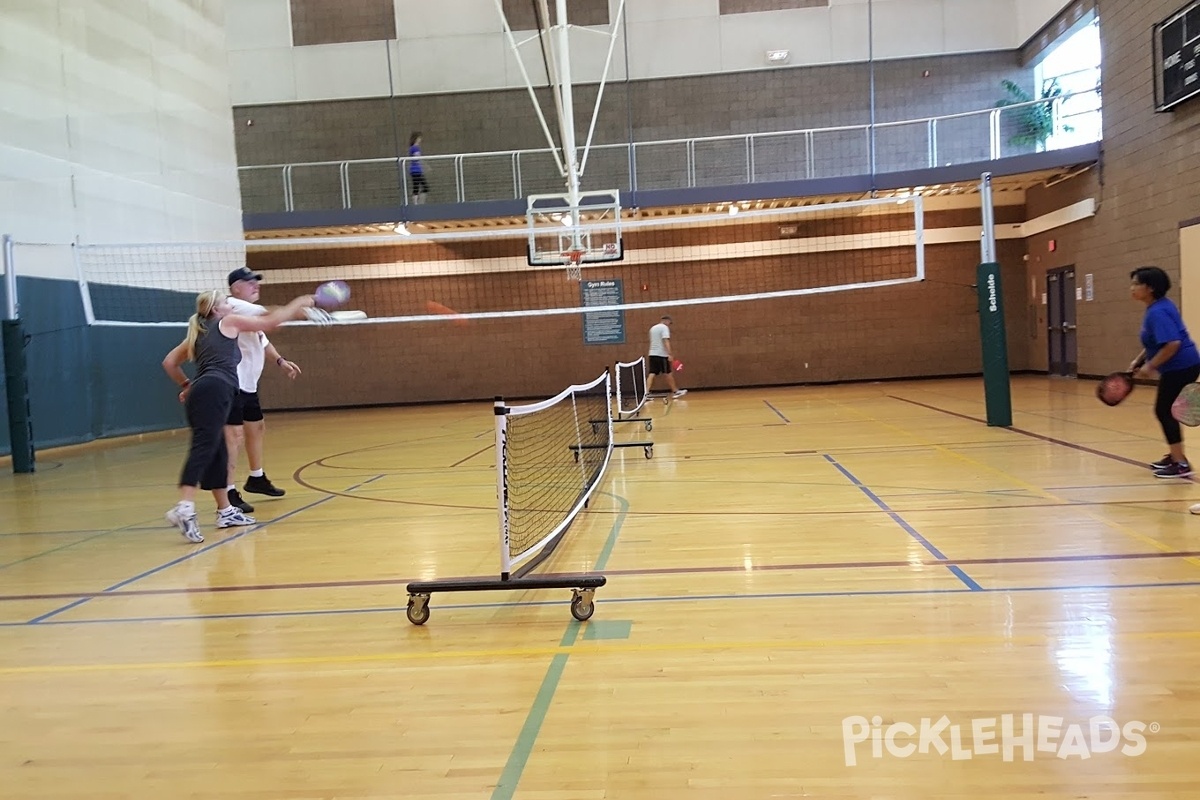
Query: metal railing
xmin=239 ymin=90 xmax=1100 ymax=215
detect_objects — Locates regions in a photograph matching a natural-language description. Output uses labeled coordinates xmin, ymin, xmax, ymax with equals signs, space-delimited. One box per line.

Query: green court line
xmin=583 ymin=619 xmax=633 ymax=640
xmin=489 ymin=490 xmax=628 ymax=800
xmin=593 ymin=491 xmax=629 ymax=571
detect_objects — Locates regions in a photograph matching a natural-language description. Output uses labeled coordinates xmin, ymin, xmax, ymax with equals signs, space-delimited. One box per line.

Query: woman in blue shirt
xmin=1129 ymin=266 xmax=1200 ymax=477
xmin=408 ymin=131 xmax=428 ymax=204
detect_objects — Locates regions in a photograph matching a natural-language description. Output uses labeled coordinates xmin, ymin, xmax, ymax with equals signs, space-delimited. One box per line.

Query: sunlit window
xmin=1036 ymin=18 xmax=1102 ymax=149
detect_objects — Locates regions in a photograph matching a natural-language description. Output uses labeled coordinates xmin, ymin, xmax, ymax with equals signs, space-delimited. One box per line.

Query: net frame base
xmin=404 ymin=574 xmax=606 ymax=626
xmin=404 ymin=370 xmax=615 ymax=626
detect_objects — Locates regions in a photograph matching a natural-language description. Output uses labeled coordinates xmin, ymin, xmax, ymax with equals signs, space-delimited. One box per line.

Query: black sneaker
xmin=228 ymin=488 xmax=254 ymax=513
xmin=1154 ymin=461 xmax=1193 ymax=478
xmin=1150 ymin=454 xmax=1173 ymax=469
xmin=244 ymin=474 xmax=286 ymax=497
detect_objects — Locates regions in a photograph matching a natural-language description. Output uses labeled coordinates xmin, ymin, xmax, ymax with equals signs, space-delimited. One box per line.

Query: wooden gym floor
xmin=2 ymin=375 xmax=1200 ymax=799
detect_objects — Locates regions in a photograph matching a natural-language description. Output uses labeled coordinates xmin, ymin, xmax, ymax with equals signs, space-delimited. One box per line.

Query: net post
xmin=2 ymin=235 xmax=35 ymax=473
xmin=3 ymin=234 xmax=15 ymax=321
xmin=977 ymin=172 xmax=1012 ymax=427
xmin=70 ymin=244 xmax=96 ymax=326
xmin=494 ymin=396 xmax=512 ymax=580
xmin=914 ymin=195 xmax=926 ymax=280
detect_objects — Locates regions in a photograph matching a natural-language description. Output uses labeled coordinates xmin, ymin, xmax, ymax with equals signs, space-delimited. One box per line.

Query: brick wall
xmin=720 ymin=0 xmax=829 ymax=14
xmin=500 ymin=0 xmax=609 ymax=30
xmin=248 ymin=205 xmax=1029 ymax=409
xmin=1019 ymin=0 xmax=1200 ymax=377
xmin=290 ymin=0 xmax=396 ymax=46
xmin=234 ymin=51 xmax=1030 ymax=212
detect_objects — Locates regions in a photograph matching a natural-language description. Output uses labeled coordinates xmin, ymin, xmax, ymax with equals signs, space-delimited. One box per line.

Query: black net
xmin=616 ymin=357 xmax=647 ymax=418
xmin=502 ymin=372 xmax=611 ymax=571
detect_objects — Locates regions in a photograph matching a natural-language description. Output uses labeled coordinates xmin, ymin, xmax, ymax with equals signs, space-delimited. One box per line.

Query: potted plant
xmin=996 ymin=78 xmax=1071 ymax=149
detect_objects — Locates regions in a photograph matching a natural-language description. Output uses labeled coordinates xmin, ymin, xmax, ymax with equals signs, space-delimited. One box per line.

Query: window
xmin=1035 ymin=18 xmax=1102 ymax=149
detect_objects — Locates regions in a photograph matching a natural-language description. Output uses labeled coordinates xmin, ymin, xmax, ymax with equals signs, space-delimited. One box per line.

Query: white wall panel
xmin=1016 ymin=0 xmax=1069 ymax=43
xmin=225 ymin=0 xmax=292 ymax=50
xmin=719 ymin=7 xmax=833 ymax=71
xmin=1 ymin=0 xmax=243 ymax=273
xmin=625 ymin=16 xmax=723 ymax=79
xmin=228 ymin=48 xmax=298 ymax=104
xmin=944 ymin=0 xmax=1018 ymax=53
xmin=293 ymin=41 xmax=394 ymax=101
xmin=396 ymin=0 xmax=500 ymax=39
xmin=396 ymin=34 xmax=509 ymax=94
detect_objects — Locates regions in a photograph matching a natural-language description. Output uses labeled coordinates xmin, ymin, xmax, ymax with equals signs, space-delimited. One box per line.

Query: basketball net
xmin=564 ymin=249 xmax=584 ymax=281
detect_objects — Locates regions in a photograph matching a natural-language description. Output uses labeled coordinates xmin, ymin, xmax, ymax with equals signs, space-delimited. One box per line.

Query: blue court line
xmin=8 ymin=579 xmax=1200 ymax=629
xmin=764 ymin=400 xmax=790 ymax=423
xmin=824 ymin=454 xmax=983 ymax=591
xmin=25 ymin=475 xmax=384 ymax=625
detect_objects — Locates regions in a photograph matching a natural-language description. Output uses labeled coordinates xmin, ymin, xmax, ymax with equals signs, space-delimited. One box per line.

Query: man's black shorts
xmin=225 ymin=390 xmax=264 ymax=425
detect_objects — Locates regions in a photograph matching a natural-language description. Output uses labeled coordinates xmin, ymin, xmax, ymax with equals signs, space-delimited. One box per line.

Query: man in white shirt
xmin=646 ymin=315 xmax=687 ymax=398
xmin=223 ymin=267 xmax=303 ymax=511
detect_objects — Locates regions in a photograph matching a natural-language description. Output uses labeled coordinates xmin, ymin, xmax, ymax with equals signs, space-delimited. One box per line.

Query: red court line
xmin=3 ymin=548 xmax=1200 ymax=603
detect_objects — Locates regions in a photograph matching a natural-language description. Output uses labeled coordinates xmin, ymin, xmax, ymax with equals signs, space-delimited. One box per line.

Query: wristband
xmin=277 ymin=356 xmax=285 ymax=366
xmin=180 ymin=379 xmax=191 ymax=389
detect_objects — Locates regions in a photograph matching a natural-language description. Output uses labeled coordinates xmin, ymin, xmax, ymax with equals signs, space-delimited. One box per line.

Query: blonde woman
xmin=161 ymin=289 xmax=318 ymax=542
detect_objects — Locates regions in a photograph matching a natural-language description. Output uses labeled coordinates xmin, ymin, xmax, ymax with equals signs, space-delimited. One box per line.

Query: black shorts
xmin=225 ymin=390 xmax=264 ymax=425
xmin=411 ymin=173 xmax=429 ymax=194
xmin=648 ymin=356 xmax=672 ymax=375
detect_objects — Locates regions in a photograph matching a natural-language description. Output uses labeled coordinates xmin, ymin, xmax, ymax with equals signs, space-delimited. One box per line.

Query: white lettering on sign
xmin=987 ymin=273 xmax=998 ymax=313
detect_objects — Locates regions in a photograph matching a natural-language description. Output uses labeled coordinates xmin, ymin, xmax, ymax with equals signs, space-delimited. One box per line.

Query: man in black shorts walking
xmin=646 ymin=315 xmax=687 ymax=398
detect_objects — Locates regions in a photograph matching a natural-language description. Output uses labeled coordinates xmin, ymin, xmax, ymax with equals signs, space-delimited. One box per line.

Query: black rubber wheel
xmin=570 ymin=597 xmax=595 ymax=621
xmin=644 ymin=447 xmax=653 ymax=459
xmin=407 ymin=600 xmax=430 ymax=626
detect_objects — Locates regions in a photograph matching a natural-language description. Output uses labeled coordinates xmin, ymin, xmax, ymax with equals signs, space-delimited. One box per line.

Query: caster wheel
xmin=406 ymin=596 xmax=430 ymax=625
xmin=644 ymin=447 xmax=653 ymax=459
xmin=571 ymin=596 xmax=595 ymax=621
xmin=645 ymin=421 xmax=653 ymax=432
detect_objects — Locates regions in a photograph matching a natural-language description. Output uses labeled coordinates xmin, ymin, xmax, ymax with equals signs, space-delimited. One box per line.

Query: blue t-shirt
xmin=408 ymin=144 xmax=423 ymax=175
xmin=1141 ymin=297 xmax=1200 ymax=372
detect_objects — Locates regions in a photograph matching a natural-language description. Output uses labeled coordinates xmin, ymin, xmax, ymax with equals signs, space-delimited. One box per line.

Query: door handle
xmin=1062 ymin=323 xmax=1077 ymax=331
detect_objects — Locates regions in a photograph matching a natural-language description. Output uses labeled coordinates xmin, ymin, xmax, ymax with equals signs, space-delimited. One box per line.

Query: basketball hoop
xmin=564 ymin=249 xmax=585 ymax=281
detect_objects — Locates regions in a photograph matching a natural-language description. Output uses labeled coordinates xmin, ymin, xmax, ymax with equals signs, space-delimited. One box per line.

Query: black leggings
xmin=1155 ymin=364 xmax=1200 ymax=446
xmin=179 ymin=376 xmax=236 ymax=490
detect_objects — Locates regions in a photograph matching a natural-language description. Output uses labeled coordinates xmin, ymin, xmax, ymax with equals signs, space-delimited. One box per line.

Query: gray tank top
xmin=194 ymin=319 xmax=241 ymax=387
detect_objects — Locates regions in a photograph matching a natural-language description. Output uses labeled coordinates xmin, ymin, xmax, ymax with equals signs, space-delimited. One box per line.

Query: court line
xmin=888 ymin=395 xmax=1200 ymax=566
xmin=888 ymin=396 xmax=1155 ymax=472
xmin=7 ymin=581 xmax=1200 ymax=672
xmin=0 ymin=516 xmax=165 ymax=570
xmin=450 ymin=443 xmax=494 ymax=468
xmin=490 ymin=490 xmax=628 ymax=800
xmin=823 ymin=454 xmax=983 ymax=590
xmin=491 ymin=627 xmax=578 ymax=800
xmin=7 ymin=545 xmax=1200 ymax=604
xmin=24 ymin=475 xmax=385 ymax=624
xmin=763 ymin=400 xmax=790 ymax=423
xmin=0 ymin=530 xmax=124 ymax=572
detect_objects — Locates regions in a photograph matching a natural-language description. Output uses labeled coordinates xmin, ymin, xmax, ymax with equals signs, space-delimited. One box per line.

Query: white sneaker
xmin=1190 ymin=503 xmax=1200 ymax=515
xmin=672 ymin=389 xmax=688 ymax=398
xmin=166 ymin=505 xmax=204 ymax=543
xmin=217 ymin=507 xmax=257 ymax=528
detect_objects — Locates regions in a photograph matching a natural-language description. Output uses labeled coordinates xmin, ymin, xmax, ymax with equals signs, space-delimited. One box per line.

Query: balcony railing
xmin=238 ymin=91 xmax=1100 ymax=215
